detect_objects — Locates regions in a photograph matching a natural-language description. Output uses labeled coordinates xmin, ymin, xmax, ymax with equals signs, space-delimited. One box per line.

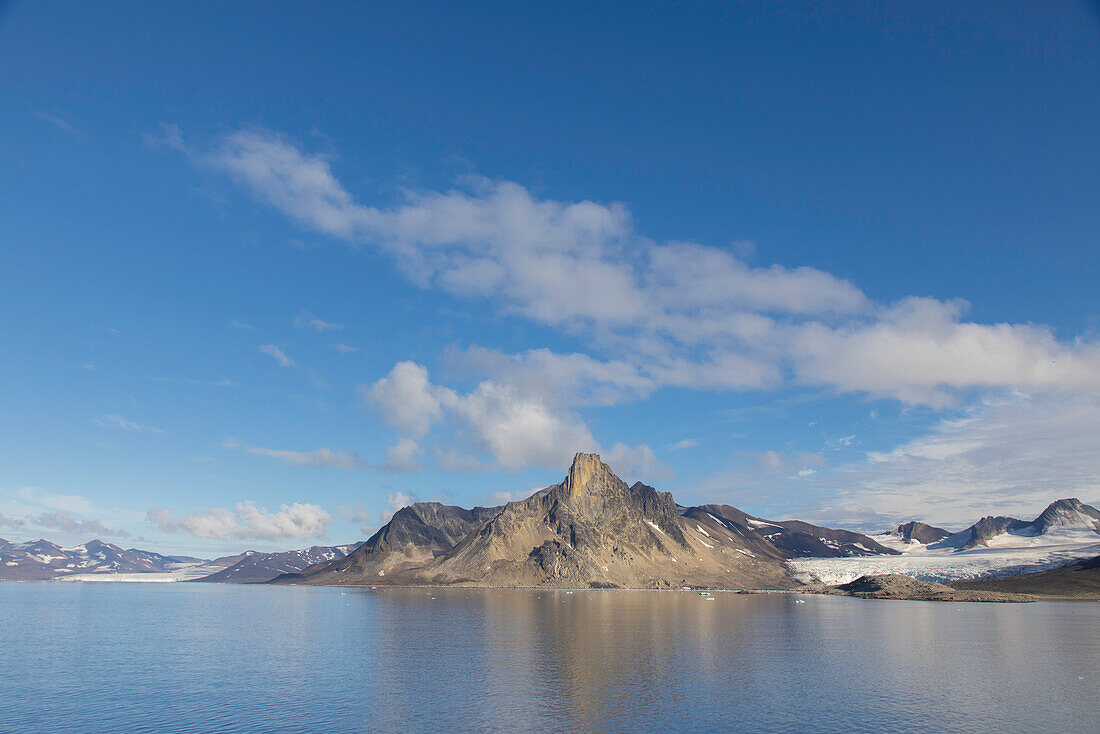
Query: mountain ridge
xmin=277 ymin=453 xmax=891 ymax=589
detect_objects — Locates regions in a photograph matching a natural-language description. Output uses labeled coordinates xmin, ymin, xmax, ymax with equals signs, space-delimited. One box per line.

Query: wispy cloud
xmin=258 ymin=344 xmax=295 ymax=367
xmin=330 ymin=342 xmax=360 ymax=354
xmin=93 ymin=414 xmax=165 ymax=434
xmin=34 ymin=109 xmax=79 ymax=137
xmin=815 ymin=392 xmax=1100 ymax=529
xmin=222 ymin=438 xmax=367 ymax=470
xmin=228 ymin=319 xmax=256 ymax=330
xmin=293 ymin=310 xmax=343 ymax=331
xmin=666 ymin=438 xmax=698 ymax=451
xmin=147 ymin=501 xmax=331 ymax=540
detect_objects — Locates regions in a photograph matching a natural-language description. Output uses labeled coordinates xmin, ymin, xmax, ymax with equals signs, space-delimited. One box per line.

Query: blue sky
xmin=2 ymin=1 xmax=1099 ymax=555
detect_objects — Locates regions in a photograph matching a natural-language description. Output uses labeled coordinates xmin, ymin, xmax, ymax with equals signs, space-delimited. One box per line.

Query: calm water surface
xmin=1 ymin=583 xmax=1097 ymax=733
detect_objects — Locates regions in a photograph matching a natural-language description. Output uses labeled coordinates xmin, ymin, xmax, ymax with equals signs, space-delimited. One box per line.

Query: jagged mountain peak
xmin=1032 ymin=498 xmax=1100 ymax=534
xmin=562 ymin=452 xmax=624 ymax=499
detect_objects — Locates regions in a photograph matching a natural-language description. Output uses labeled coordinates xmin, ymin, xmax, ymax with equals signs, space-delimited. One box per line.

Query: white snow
xmin=735 ymin=549 xmax=755 ymax=557
xmin=746 ymin=518 xmax=781 ymax=529
xmin=698 ymin=539 xmax=713 ymax=548
xmin=695 ymin=524 xmax=711 ymax=538
xmin=32 ymin=554 xmax=65 ymax=564
xmin=4 ymin=561 xmax=16 ymax=566
xmin=57 ymin=562 xmax=220 ymax=583
xmin=60 ymin=572 xmax=180 ymax=583
xmin=645 ymin=520 xmax=666 ymax=535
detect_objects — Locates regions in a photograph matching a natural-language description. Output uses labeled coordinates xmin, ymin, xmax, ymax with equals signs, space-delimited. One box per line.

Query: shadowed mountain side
xmin=891 ymin=521 xmax=951 ymax=545
xmin=686 ymin=505 xmax=899 ymax=558
xmin=949 ymin=555 xmax=1100 ymax=599
xmin=192 ymin=543 xmax=363 ymax=583
xmin=278 ymin=453 xmax=794 ymax=589
xmin=275 ymin=502 xmax=503 ymax=583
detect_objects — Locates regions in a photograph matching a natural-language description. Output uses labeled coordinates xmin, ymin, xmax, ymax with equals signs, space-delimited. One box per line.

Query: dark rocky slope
xmin=889 ymin=521 xmax=951 ymax=545
xmin=829 ymin=574 xmax=1031 ymax=602
xmin=685 ymin=505 xmax=898 ymax=558
xmin=949 ymin=555 xmax=1100 ymax=599
xmin=193 ymin=543 xmax=362 ymax=583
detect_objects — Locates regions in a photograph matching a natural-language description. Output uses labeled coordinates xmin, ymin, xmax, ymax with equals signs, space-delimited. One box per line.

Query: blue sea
xmin=2 ymin=583 xmax=1098 ymax=732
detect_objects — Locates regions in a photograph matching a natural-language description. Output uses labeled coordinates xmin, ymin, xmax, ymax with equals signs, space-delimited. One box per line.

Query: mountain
xmin=932 ymin=498 xmax=1100 ymax=550
xmin=1031 ymin=498 xmax=1100 ymax=534
xmin=279 ymin=453 xmax=797 ymax=589
xmin=288 ymin=502 xmax=503 ymax=583
xmin=949 ymin=554 xmax=1100 ymax=599
xmin=877 ymin=521 xmax=951 ymax=547
xmin=192 ymin=544 xmax=363 ymax=583
xmin=0 ymin=539 xmax=203 ymax=581
xmin=685 ymin=505 xmax=899 ymax=558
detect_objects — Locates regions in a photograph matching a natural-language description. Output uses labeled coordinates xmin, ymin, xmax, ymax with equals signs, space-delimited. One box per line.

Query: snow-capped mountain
xmin=792 ymin=498 xmax=1100 ymax=585
xmin=0 ymin=539 xmax=203 ymax=581
xmin=193 ymin=543 xmax=363 ymax=583
xmin=930 ymin=498 xmax=1100 ymax=550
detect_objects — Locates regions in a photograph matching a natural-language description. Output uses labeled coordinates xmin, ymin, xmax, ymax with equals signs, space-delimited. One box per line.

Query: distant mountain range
xmin=796 ymin=497 xmax=1100 ymax=586
xmin=871 ymin=498 xmax=1100 ymax=553
xmin=0 ymin=538 xmax=362 ymax=583
xmin=4 ymin=455 xmax=1097 ymax=589
xmin=192 ymin=544 xmax=363 ymax=583
xmin=0 ymin=539 xmax=202 ymax=581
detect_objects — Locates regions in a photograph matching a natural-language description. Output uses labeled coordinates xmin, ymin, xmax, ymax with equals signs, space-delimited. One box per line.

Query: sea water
xmin=1 ymin=583 xmax=1097 ymax=733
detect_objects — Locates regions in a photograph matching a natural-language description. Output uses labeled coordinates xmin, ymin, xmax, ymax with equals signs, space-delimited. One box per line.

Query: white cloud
xmin=450 ymin=379 xmax=597 ymax=470
xmin=259 ymin=344 xmax=295 ymax=367
xmin=365 ymin=361 xmax=450 ymax=436
xmin=94 ymin=414 xmax=165 ymax=434
xmin=222 ymin=438 xmax=366 ymax=470
xmin=365 ymin=359 xmax=662 ymax=474
xmin=293 ymin=310 xmax=343 ymax=331
xmin=147 ymin=501 xmax=331 ymax=540
xmin=330 ymin=342 xmax=360 ymax=353
xmin=228 ymin=319 xmax=256 ymax=330
xmin=0 ymin=513 xmax=25 ymax=530
xmin=665 ymin=438 xmax=698 ymax=451
xmin=787 ymin=298 xmax=1100 ymax=407
xmin=383 ymin=438 xmax=422 ymax=473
